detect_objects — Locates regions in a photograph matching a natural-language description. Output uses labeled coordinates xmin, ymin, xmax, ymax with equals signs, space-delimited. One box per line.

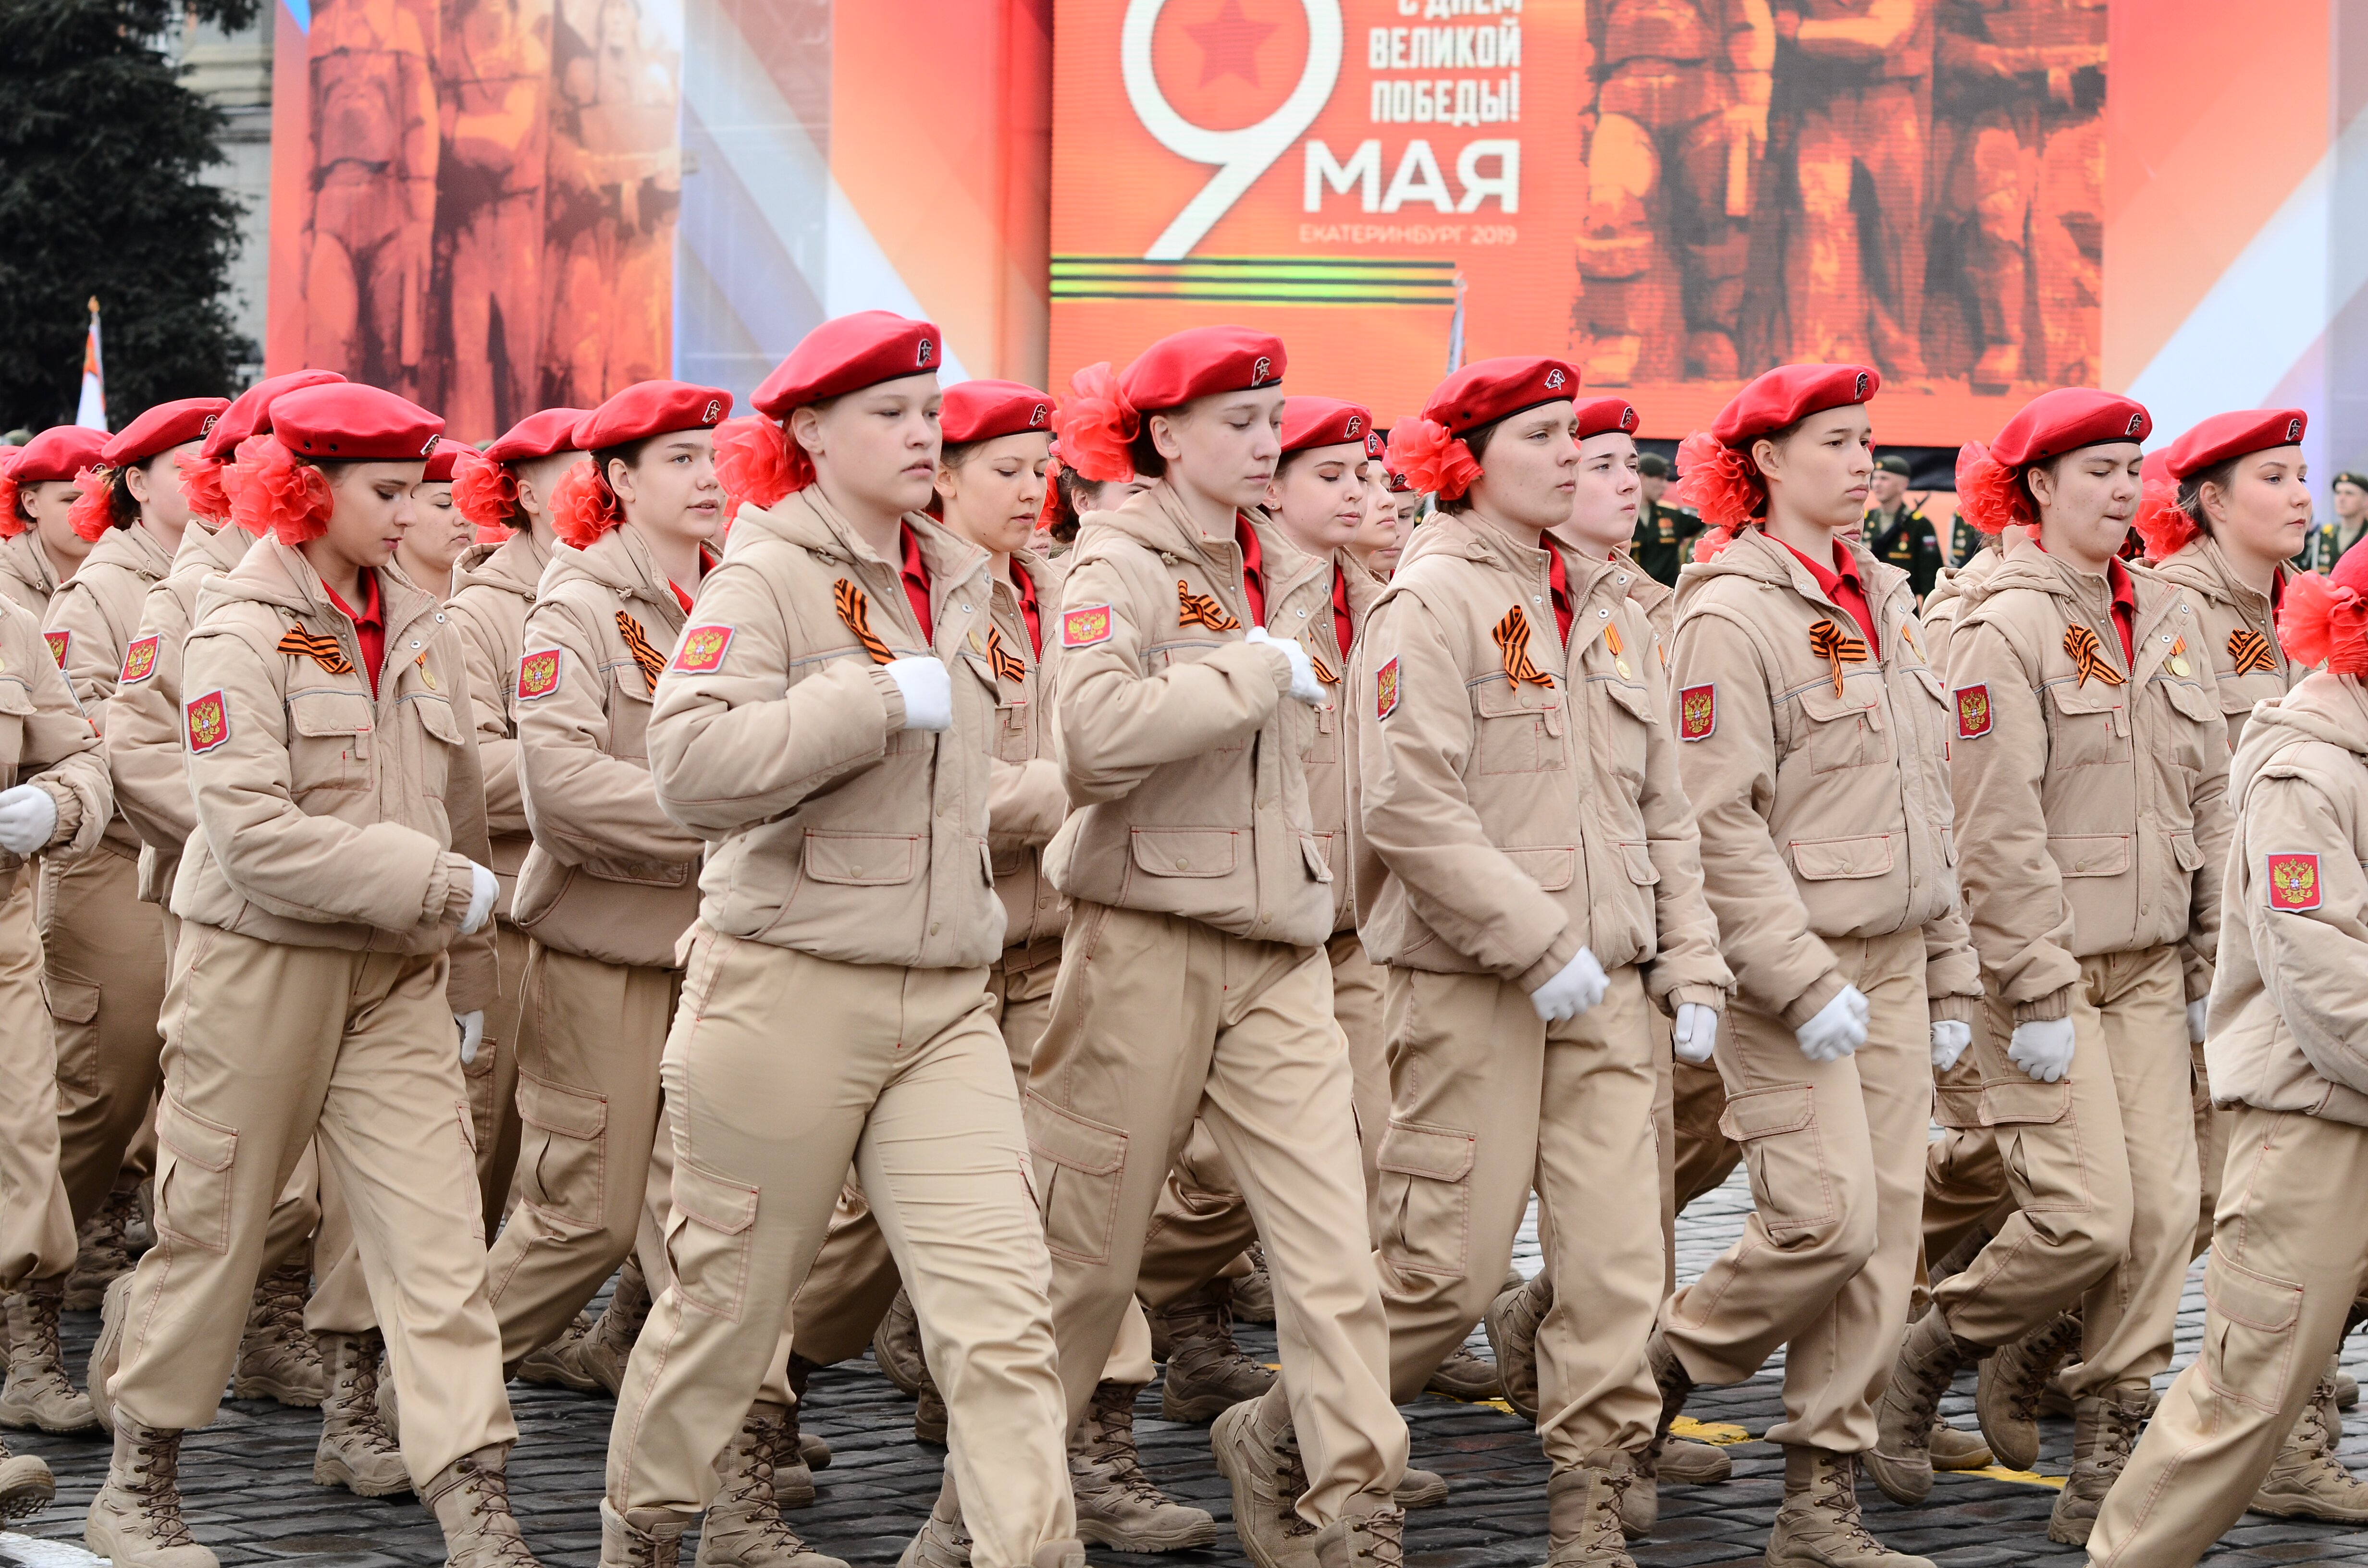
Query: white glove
xmin=1244 ymin=625 xmax=1324 ymax=707
xmin=0 ymin=784 xmax=58 ymax=856
xmin=1930 ymin=1019 xmax=1972 ymax=1073
xmin=1529 ymin=946 xmax=1608 ymax=1023
xmin=459 ymin=862 xmax=499 ymax=936
xmin=2187 ymin=998 xmax=2209 ymax=1045
xmin=455 ymin=1010 xmax=485 ymax=1067
xmin=1795 ymin=984 xmax=1870 ymax=1063
xmin=1672 ymin=1002 xmax=1720 ymax=1065
xmin=887 ymin=655 xmax=953 ymax=732
xmin=2008 ymin=1017 xmax=2077 ymax=1083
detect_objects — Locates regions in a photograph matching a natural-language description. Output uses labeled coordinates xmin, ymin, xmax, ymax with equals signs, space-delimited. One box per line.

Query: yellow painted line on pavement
xmin=1672 ymin=1416 xmax=1752 ymax=1445
xmin=1957 ymin=1465 xmax=2066 ymax=1489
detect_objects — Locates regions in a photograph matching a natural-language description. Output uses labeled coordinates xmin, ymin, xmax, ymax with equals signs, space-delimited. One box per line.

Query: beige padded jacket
xmin=0 ymin=532 xmax=60 ymax=620
xmin=0 ymin=594 xmax=111 ymax=897
xmin=1354 ymin=512 xmax=1730 ymax=1007
xmin=1943 ymin=529 xmax=2231 ymax=1021
xmin=982 ymin=545 xmax=1072 ymax=957
xmin=645 ymin=488 xmax=1004 ymax=970
xmin=2206 ymin=676 xmax=2368 ymax=1126
xmin=46 ymin=521 xmax=176 ymax=858
xmin=445 ymin=529 xmax=550 ymax=915
xmin=1043 ymin=482 xmax=1334 ymax=948
xmin=1669 ymin=527 xmax=1981 ymax=1029
xmin=512 ymin=524 xmax=707 ymax=970
xmin=2148 ymin=536 xmax=2297 ymax=753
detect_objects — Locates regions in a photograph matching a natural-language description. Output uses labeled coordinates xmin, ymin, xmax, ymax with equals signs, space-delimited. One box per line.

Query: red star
xmin=1185 ymin=0 xmax=1278 ymax=87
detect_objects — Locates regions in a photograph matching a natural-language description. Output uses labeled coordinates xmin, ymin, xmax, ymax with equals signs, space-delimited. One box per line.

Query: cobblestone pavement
xmin=9 ymin=1166 xmax=2368 ymax=1568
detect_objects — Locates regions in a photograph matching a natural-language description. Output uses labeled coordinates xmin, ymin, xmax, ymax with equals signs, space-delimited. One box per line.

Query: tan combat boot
xmin=602 ymin=1499 xmax=688 ymax=1568
xmin=314 ymin=1330 xmax=410 ymax=1497
xmin=895 ymin=1482 xmax=972 ymax=1568
xmin=2251 ymin=1373 xmax=2368 ymax=1521
xmin=1158 ymin=1278 xmax=1276 ymax=1422
xmin=1030 ymin=1544 xmax=1085 ymax=1568
xmin=1233 ymin=1243 xmax=1275 ymax=1323
xmin=1310 ymin=1493 xmax=1402 ymax=1568
xmin=1638 ymin=1323 xmax=1695 ymax=1487
xmin=1974 ymin=1309 xmax=2081 ymax=1471
xmin=2047 ymin=1384 xmax=2152 ymax=1545
xmin=1866 ymin=1307 xmax=1973 ymax=1505
xmin=694 ymin=1401 xmax=848 ymax=1568
xmin=913 ymin=1380 xmax=947 ymax=1447
xmin=85 ymin=1419 xmax=219 ymax=1568
xmin=1765 ymin=1446 xmax=1936 ymax=1568
xmin=1543 ymin=1452 xmax=1641 ymax=1568
xmin=88 ymin=1271 xmax=131 ymax=1435
xmin=0 ymin=1430 xmax=54 ymax=1521
xmin=1212 ymin=1394 xmax=1320 ymax=1568
xmin=65 ymin=1184 xmax=139 ymax=1310
xmin=1485 ymin=1271 xmax=1551 ymax=1421
xmin=0 ymin=1276 xmax=97 ymax=1432
xmin=233 ymin=1259 xmax=324 ymax=1407
xmin=422 ymin=1444 xmax=543 ymax=1568
xmin=872 ymin=1287 xmax=927 ymax=1396
xmin=1926 ymin=1419 xmax=1990 ymax=1472
xmin=1424 ymin=1345 xmax=1500 ymax=1401
xmin=579 ymin=1255 xmax=653 ymax=1397
xmin=1070 ymin=1380 xmax=1219 ymax=1551
xmin=778 ymin=1355 xmax=829 ymax=1506
xmin=514 ymin=1311 xmax=600 ymax=1392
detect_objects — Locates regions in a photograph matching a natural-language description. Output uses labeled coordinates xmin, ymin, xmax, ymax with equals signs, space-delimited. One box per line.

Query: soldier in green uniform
xmin=2294 ymin=472 xmax=2368 ymax=573
xmin=1866 ymin=453 xmax=1944 ymax=599
xmin=1628 ymin=450 xmax=1702 ymax=584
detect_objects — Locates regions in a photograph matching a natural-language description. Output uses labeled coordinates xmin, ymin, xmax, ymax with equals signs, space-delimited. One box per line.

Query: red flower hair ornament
xmin=229 ymin=436 xmax=335 ymax=546
xmin=67 ymin=466 xmax=118 ymax=541
xmin=1382 ymin=417 xmax=1482 ymax=501
xmin=1048 ymin=363 xmax=1138 ymax=484
xmin=548 ymin=457 xmax=626 ymax=548
xmin=176 ymin=451 xmax=231 ymax=524
xmin=1672 ymin=431 xmax=1766 ymax=560
xmin=450 ymin=448 xmax=521 ymax=534
xmin=713 ymin=415 xmax=811 ymax=521
xmin=2279 ymin=569 xmax=2368 ymax=675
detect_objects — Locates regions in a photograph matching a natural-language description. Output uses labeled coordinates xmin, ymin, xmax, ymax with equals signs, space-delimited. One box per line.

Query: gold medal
xmin=2168 ymin=635 xmax=2189 ymax=678
xmin=1615 ymin=657 xmax=1631 ymax=679
xmin=2168 ymin=655 xmax=2188 ymax=677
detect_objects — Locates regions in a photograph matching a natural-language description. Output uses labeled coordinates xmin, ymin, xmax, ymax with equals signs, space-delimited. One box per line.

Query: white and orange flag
xmin=74 ymin=297 xmax=106 ymax=432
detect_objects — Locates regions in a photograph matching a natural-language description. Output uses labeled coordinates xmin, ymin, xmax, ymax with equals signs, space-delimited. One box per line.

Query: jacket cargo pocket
xmin=803 ymin=829 xmax=921 ymax=886
xmin=1299 ymin=833 xmax=1333 ymax=884
xmin=1309 ymin=699 xmax=1340 ymax=765
xmin=286 ymin=688 xmax=374 ymax=795
xmin=154 ymin=1094 xmax=237 ymax=1254
xmin=515 ymin=1070 xmax=609 ymax=1231
xmin=1600 ymin=677 xmax=1654 ymax=786
xmin=409 ymin=691 xmax=464 ymax=799
xmin=2044 ymin=680 xmax=2131 ymax=770
xmin=2047 ymin=833 xmax=2129 ymax=879
xmin=1503 ymin=846 xmax=1576 ymax=893
xmin=1375 ymin=1121 xmax=1477 ymax=1279
xmin=1716 ymin=1084 xmax=1833 ymax=1237
xmin=995 ymin=698 xmax=1033 ymax=764
xmin=1788 ymin=833 xmax=1895 ymax=881
xmin=1024 ymin=1093 xmax=1129 ymax=1265
xmin=2168 ymin=830 xmax=2205 ymax=873
xmin=665 ymin=1156 xmax=759 ymax=1323
xmin=1473 ymin=679 xmax=1561 ymax=775
xmin=1130 ymin=828 xmax=1238 ymax=879
xmin=2200 ymin=1255 xmax=2305 ymax=1414
xmin=0 ymin=680 xmax=32 ymax=768
xmin=1976 ymin=1076 xmax=2072 ymax=1127
xmin=1796 ymin=683 xmax=1890 ymax=772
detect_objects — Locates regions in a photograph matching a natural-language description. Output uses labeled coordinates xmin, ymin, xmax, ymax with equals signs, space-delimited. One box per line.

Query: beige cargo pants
xmin=2088 ymin=1104 xmax=2368 ymax=1568
xmin=1377 ymin=964 xmax=1665 ymax=1465
xmin=107 ymin=925 xmax=514 ymax=1483
xmin=1025 ymin=903 xmax=1404 ymax=1525
xmin=1660 ymin=928 xmax=1932 ymax=1453
xmin=1930 ymin=945 xmax=2198 ymax=1397
xmin=44 ymin=846 xmax=171 ymax=1222
xmin=0 ymin=876 xmax=74 ymax=1291
xmin=606 ymin=931 xmax=1073 ymax=1568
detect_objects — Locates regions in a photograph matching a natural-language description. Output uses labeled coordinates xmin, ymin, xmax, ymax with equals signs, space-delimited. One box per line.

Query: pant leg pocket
xmin=514 ymin=1069 xmax=608 ymax=1229
xmin=153 ymin=1094 xmax=237 ymax=1254
xmin=1375 ymin=1121 xmax=1477 ymax=1279
xmin=44 ymin=975 xmax=100 ymax=1091
xmin=2199 ymin=1255 xmax=2304 ymax=1415
xmin=1717 ymin=1084 xmax=1834 ymax=1238
xmin=665 ymin=1156 xmax=758 ymax=1323
xmin=1024 ymin=1093 xmax=1128 ymax=1266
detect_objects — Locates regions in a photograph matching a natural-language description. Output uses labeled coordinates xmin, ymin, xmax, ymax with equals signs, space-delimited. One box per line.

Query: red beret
xmin=1280 ymin=396 xmax=1374 ymax=453
xmin=1121 ymin=326 xmax=1285 ymax=414
xmin=1988 ymin=388 xmax=2151 ymax=466
xmin=422 ymin=443 xmax=467 ymax=484
xmin=1573 ymin=395 xmax=1640 ymax=441
xmin=104 ymin=398 xmax=232 ymax=469
xmin=5 ymin=426 xmax=109 ymax=483
xmin=270 ymin=384 xmax=445 ymax=462
xmin=1419 ymin=356 xmax=1579 ymax=435
xmin=2164 ymin=408 xmax=2308 ymax=481
xmin=1711 ymin=363 xmax=1879 ymax=446
xmin=941 ymin=380 xmax=1054 ymax=445
xmin=754 ymin=311 xmax=942 ymax=418
xmin=572 ymin=381 xmax=732 ymax=452
xmin=485 ymin=407 xmax=586 ymax=465
xmin=205 ymin=370 xmax=346 ymax=460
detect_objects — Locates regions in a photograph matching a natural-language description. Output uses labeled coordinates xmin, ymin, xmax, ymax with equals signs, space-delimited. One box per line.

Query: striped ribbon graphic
xmin=2227 ymin=627 xmax=2278 ymax=676
xmin=1176 ymin=580 xmax=1241 ymax=633
xmin=617 ymin=612 xmax=666 ymax=693
xmin=986 ymin=625 xmax=1027 ymax=684
xmin=834 ymin=579 xmax=895 ymax=665
xmin=2063 ymin=624 xmax=2125 ymax=687
xmin=1493 ymin=605 xmax=1554 ymax=687
xmin=1808 ymin=619 xmax=1867 ymax=695
xmin=276 ymin=625 xmax=355 ymax=676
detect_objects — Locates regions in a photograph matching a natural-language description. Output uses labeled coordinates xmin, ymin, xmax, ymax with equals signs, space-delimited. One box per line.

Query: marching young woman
xmin=0 ymin=426 xmax=107 ymax=616
xmin=445 ymin=406 xmax=582 ymax=1250
xmin=1654 ymin=365 xmax=1981 ymax=1568
xmin=2085 ymin=542 xmax=2368 ymax=1564
xmin=1355 ymin=364 xmax=1731 ymax=1567
xmin=604 ymin=312 xmax=1079 ymax=1568
xmin=1873 ymin=388 xmax=2232 ymax=1547
xmin=88 ymin=382 xmax=532 ymax=1568
xmin=0 ymin=576 xmax=115 ymax=1519
xmin=395 ymin=441 xmax=479 ymax=599
xmin=1035 ymin=326 xmax=1408 ymax=1568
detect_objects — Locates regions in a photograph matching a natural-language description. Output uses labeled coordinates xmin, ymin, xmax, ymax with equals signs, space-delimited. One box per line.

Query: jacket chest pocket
xmin=608 ymin=676 xmax=658 ymax=766
xmin=994 ymin=697 xmax=1034 ymax=764
xmin=2044 ymin=681 xmax=2131 ymax=772
xmin=2152 ymin=676 xmax=2221 ymax=775
xmin=0 ymin=680 xmax=34 ymax=771
xmin=1794 ymin=683 xmax=1891 ymax=773
xmin=407 ymin=690 xmax=465 ymax=800
xmin=1598 ymin=676 xmax=1654 ymax=787
xmin=1472 ymin=678 xmax=1566 ymax=776
xmin=286 ymin=689 xmax=376 ymax=796
xmin=1307 ymin=699 xmax=1340 ymax=766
